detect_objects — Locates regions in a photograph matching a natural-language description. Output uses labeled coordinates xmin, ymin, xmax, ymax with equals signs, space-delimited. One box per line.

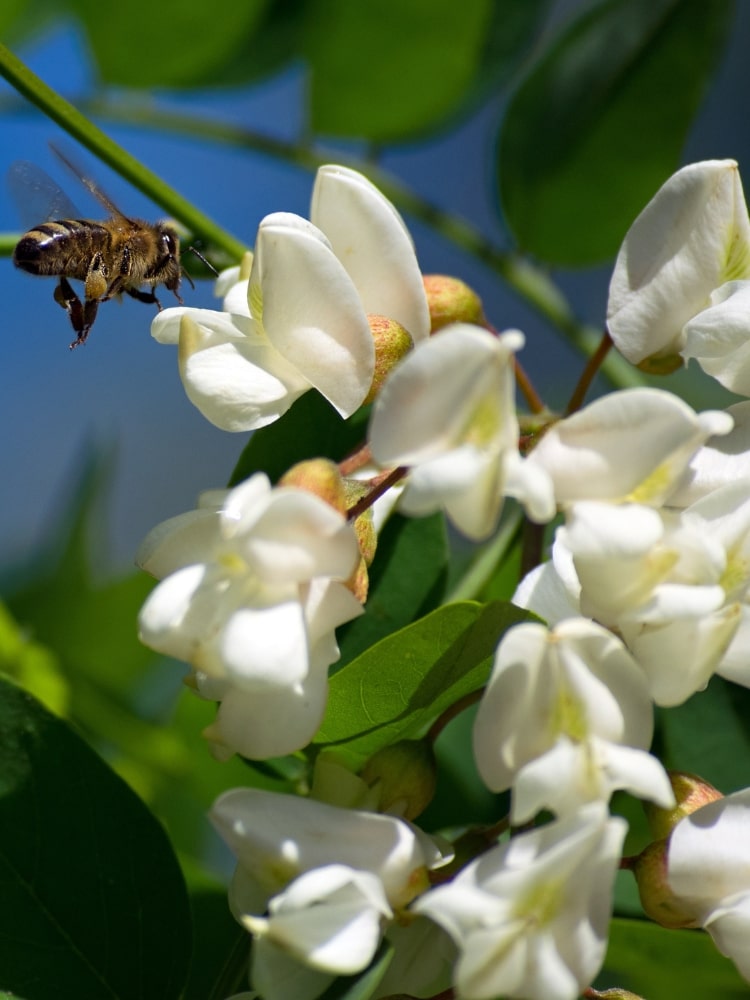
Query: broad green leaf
xmin=68 ymin=0 xmax=270 ymax=86
xmin=303 ymin=0 xmax=492 ymax=140
xmin=463 ymin=0 xmax=552 ymax=105
xmin=337 ymin=513 xmax=448 ymax=665
xmin=185 ymin=889 xmax=248 ymax=1000
xmin=500 ymin=0 xmax=735 ymax=264
xmin=316 ymin=600 xmax=534 ymax=767
xmin=660 ymin=677 xmax=750 ymax=792
xmin=0 ymin=677 xmax=191 ymax=1000
xmin=603 ymin=917 xmax=748 ymax=998
xmin=206 ymin=0 xmax=315 ymax=87
xmin=229 ymin=390 xmax=369 ymax=486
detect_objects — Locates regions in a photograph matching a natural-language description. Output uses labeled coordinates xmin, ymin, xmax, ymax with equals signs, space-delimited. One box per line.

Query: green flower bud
xmin=423 ymin=274 xmax=484 ymax=331
xmin=631 ymin=839 xmax=699 ymax=929
xmin=644 ymin=770 xmax=723 ymax=840
xmin=360 ymin=739 xmax=437 ymax=820
xmin=363 ymin=315 xmax=414 ymax=405
xmin=278 ymin=458 xmax=347 ymax=516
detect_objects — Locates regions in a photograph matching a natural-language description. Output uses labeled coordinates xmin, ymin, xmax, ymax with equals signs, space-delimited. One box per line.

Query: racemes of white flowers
xmin=210 ymin=788 xmax=450 ymax=1000
xmin=607 ymin=159 xmax=750 ymax=375
xmin=368 ymin=323 xmax=555 ymax=540
xmin=473 ymin=619 xmax=674 ymax=823
xmin=665 ymin=788 xmax=750 ymax=984
xmin=515 ymin=478 xmax=750 ymax=705
xmin=136 ymin=473 xmax=363 ymax=760
xmin=413 ymin=803 xmax=626 ymax=1000
xmin=151 ymin=164 xmax=430 ymax=431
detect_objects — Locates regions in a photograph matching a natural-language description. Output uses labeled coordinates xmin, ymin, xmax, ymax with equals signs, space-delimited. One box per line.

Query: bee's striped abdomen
xmin=13 ymin=220 xmax=111 ymax=279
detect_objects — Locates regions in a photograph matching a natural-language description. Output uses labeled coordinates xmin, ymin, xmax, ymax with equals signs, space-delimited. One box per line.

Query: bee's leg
xmin=53 ymin=277 xmax=92 ymax=349
xmin=125 ymin=286 xmax=161 ymax=309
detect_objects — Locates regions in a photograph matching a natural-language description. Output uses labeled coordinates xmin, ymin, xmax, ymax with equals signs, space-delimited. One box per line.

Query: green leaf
xmin=229 ymin=390 xmax=369 ymax=487
xmin=337 ymin=513 xmax=448 ymax=665
xmin=68 ymin=0 xmax=271 ymax=87
xmin=185 ymin=889 xmax=248 ymax=1000
xmin=500 ymin=0 xmax=735 ymax=265
xmin=304 ymin=0 xmax=493 ymax=140
xmin=464 ymin=0 xmax=552 ymax=104
xmin=0 ymin=677 xmax=191 ymax=1000
xmin=603 ymin=917 xmax=748 ymax=997
xmin=660 ymin=677 xmax=750 ymax=792
xmin=316 ymin=600 xmax=535 ymax=767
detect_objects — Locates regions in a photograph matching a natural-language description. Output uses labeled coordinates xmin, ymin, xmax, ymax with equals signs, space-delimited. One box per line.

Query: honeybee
xmin=11 ymin=147 xmax=191 ymax=349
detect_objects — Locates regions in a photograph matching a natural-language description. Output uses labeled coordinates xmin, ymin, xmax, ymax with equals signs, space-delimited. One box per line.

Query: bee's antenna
xmin=187 ymin=245 xmax=219 ymax=276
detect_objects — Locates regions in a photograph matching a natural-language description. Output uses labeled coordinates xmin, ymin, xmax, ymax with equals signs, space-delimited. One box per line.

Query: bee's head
xmin=150 ymin=223 xmax=183 ymax=298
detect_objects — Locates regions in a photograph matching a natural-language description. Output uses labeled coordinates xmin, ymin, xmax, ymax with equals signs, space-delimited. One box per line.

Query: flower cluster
xmin=134 ymin=159 xmax=750 ymax=999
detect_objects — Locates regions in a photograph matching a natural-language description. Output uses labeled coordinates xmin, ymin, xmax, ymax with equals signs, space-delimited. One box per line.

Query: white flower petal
xmin=178 ymin=313 xmax=309 ymax=432
xmin=528 ymin=388 xmax=731 ymax=506
xmin=253 ymin=214 xmax=375 ymax=417
xmin=683 ymin=280 xmax=750 ymax=393
xmin=607 ymin=160 xmax=750 ymax=364
xmin=312 ymin=164 xmax=430 ymax=342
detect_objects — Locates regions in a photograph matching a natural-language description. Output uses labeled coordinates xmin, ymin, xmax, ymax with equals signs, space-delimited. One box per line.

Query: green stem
xmin=0 ymin=44 xmax=248 ymax=262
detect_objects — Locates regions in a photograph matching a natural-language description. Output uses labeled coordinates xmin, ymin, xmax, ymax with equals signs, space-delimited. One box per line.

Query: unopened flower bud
xmin=423 ymin=274 xmax=484 ymax=332
xmin=644 ymin=770 xmax=723 ymax=840
xmin=360 ymin=739 xmax=437 ymax=820
xmin=278 ymin=458 xmax=347 ymax=515
xmin=631 ymin=839 xmax=700 ymax=929
xmin=363 ymin=315 xmax=414 ymax=405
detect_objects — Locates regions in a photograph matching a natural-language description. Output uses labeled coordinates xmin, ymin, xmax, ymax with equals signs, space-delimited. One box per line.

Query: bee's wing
xmin=7 ymin=160 xmax=81 ymax=228
xmin=50 ymin=144 xmax=131 ymax=221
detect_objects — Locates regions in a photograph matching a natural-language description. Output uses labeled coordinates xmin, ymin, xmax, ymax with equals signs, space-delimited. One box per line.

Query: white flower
xmin=245 ymin=865 xmax=391 ymax=984
xmin=137 ymin=474 xmax=363 ymax=758
xmin=413 ymin=803 xmax=626 ymax=1000
xmin=473 ymin=619 xmax=673 ymax=821
xmin=368 ymin=323 xmax=555 ymax=540
xmin=152 ymin=164 xmax=429 ymax=431
xmin=666 ymin=788 xmax=750 ymax=984
xmin=515 ymin=493 xmax=750 ymax=706
xmin=210 ymin=788 xmax=448 ymax=1000
xmin=607 ymin=160 xmax=750 ymax=368
xmin=526 ymin=387 xmax=732 ymax=507
xmin=682 ymin=280 xmax=750 ymax=394
xmin=210 ymin=787 xmax=445 ymax=915
xmin=670 ymin=401 xmax=750 ymax=506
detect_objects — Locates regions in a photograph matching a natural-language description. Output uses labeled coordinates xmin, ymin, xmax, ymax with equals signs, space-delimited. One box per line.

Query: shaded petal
xmin=178 ymin=313 xmax=309 ymax=432
xmin=370 ymin=325 xmax=521 ymax=464
xmin=253 ymin=213 xmax=374 ymax=417
xmin=683 ymin=280 xmax=750 ymax=393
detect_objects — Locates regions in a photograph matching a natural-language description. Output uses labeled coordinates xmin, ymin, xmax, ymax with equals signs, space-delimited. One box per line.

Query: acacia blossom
xmin=210 ymin=788 xmax=450 ymax=1000
xmin=515 ymin=483 xmax=750 ymax=705
xmin=368 ymin=323 xmax=555 ymax=540
xmin=473 ymin=619 xmax=674 ymax=822
xmin=661 ymin=788 xmax=750 ymax=985
xmin=136 ymin=473 xmax=363 ymax=759
xmin=151 ymin=165 xmax=429 ymax=431
xmin=606 ymin=159 xmax=750 ymax=371
xmin=413 ymin=803 xmax=626 ymax=1000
